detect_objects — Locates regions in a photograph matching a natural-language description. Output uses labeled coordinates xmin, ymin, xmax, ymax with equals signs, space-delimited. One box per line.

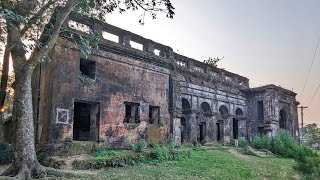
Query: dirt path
xmin=228 ymin=148 xmax=251 ymax=160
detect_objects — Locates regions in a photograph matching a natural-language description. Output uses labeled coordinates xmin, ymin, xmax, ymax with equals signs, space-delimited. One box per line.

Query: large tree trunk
xmin=1 ymin=64 xmax=46 ymax=179
xmin=14 ymin=65 xmax=46 ymax=179
xmin=0 ymin=42 xmax=10 ymax=109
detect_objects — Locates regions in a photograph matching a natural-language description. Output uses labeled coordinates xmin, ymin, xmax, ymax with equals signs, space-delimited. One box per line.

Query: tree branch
xmin=28 ymin=0 xmax=78 ymax=65
xmin=20 ymin=0 xmax=56 ymax=35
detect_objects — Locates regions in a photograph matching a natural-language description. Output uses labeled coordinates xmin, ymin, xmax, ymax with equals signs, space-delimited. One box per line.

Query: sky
xmin=0 ymin=0 xmax=319 ymax=126
xmin=104 ymin=0 xmax=320 ymax=125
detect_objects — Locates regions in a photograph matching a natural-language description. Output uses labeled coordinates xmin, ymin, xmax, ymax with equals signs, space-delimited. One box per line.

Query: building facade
xmin=33 ymin=13 xmax=299 ymax=149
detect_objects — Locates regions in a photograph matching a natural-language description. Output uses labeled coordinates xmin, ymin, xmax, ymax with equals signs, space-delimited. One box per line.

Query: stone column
xmin=190 ymin=111 xmax=197 ymax=143
xmin=173 ymin=117 xmax=181 ymax=147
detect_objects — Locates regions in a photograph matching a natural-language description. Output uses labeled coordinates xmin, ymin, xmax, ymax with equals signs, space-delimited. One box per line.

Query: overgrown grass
xmin=92 ymin=148 xmax=129 ymax=158
xmin=89 ymin=148 xmax=299 ymax=180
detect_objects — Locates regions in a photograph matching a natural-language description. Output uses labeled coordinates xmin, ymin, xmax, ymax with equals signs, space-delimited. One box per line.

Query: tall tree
xmin=0 ymin=0 xmax=174 ymax=179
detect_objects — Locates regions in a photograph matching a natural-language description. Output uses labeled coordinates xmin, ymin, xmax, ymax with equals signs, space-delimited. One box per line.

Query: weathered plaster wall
xmin=39 ymin=37 xmax=171 ymax=148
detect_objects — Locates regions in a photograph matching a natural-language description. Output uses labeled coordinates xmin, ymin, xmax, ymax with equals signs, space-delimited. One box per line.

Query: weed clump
xmin=131 ymin=139 xmax=147 ymax=153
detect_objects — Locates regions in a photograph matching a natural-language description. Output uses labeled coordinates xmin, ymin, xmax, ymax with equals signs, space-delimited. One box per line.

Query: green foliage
xmin=169 ymin=136 xmax=175 ymax=151
xmin=151 ymin=144 xmax=170 ymax=161
xmin=0 ymin=140 xmax=14 ymax=164
xmin=92 ymin=148 xmax=129 ymax=158
xmin=79 ymin=32 xmax=100 ymax=58
xmin=79 ymin=72 xmax=95 ymax=85
xmin=271 ymin=130 xmax=316 ymax=158
xmin=1 ymin=9 xmax=26 ymax=28
xmin=150 ymin=143 xmax=191 ymax=162
xmin=73 ymin=152 xmax=151 ymax=169
xmin=250 ymin=130 xmax=317 ymax=159
xmin=294 ymin=156 xmax=320 ymax=178
xmin=131 ymin=139 xmax=147 ymax=153
xmin=251 ymin=135 xmax=271 ymax=150
xmin=238 ymin=138 xmax=248 ymax=147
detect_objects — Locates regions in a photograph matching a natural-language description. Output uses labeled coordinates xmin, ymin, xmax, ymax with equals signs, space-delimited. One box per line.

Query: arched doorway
xmin=181 ymin=98 xmax=191 ymax=144
xmin=217 ymin=105 xmax=228 ymax=142
xmin=279 ymin=109 xmax=287 ymax=129
xmin=233 ymin=118 xmax=238 ymax=139
xmin=197 ymin=102 xmax=211 ymax=143
xmin=233 ymin=108 xmax=243 ymax=140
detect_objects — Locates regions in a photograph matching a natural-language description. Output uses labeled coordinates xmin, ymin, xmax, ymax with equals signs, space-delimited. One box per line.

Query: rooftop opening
xmin=154 ymin=49 xmax=160 ymax=56
xmin=130 ymin=41 xmax=143 ymax=51
xmin=68 ymin=20 xmax=92 ymax=34
xmin=102 ymin=31 xmax=119 ymax=43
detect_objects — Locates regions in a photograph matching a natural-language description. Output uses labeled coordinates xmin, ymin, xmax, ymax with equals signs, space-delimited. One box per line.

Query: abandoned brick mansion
xmin=32 ymin=13 xmax=299 ymax=149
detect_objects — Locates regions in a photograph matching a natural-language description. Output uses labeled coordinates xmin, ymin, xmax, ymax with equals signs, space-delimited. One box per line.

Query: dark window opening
xmin=181 ymin=117 xmax=187 ymax=143
xmin=124 ymin=102 xmax=140 ymax=123
xmin=279 ymin=109 xmax=287 ymax=129
xmin=233 ymin=118 xmax=238 ymax=139
xmin=219 ymin=105 xmax=229 ymax=116
xmin=216 ymin=123 xmax=221 ymax=141
xmin=182 ymin=98 xmax=191 ymax=114
xmin=258 ymin=127 xmax=264 ymax=136
xmin=73 ymin=101 xmax=100 ymax=141
xmin=236 ymin=108 xmax=244 ymax=116
xmin=149 ymin=106 xmax=160 ymax=124
xmin=80 ymin=58 xmax=96 ymax=79
xmin=201 ymin=102 xmax=211 ymax=115
xmin=257 ymin=101 xmax=264 ymax=120
xmin=197 ymin=124 xmax=205 ymax=143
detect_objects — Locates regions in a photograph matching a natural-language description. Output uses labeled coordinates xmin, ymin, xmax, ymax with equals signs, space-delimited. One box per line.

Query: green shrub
xmin=92 ymin=148 xmax=129 ymax=158
xmin=294 ymin=156 xmax=320 ymax=178
xmin=131 ymin=139 xmax=147 ymax=153
xmin=238 ymin=138 xmax=248 ymax=147
xmin=250 ymin=130 xmax=317 ymax=159
xmin=73 ymin=152 xmax=151 ymax=169
xmin=151 ymin=143 xmax=191 ymax=162
xmin=151 ymin=144 xmax=170 ymax=161
xmin=271 ymin=130 xmax=316 ymax=158
xmin=251 ymin=135 xmax=271 ymax=150
xmin=0 ymin=140 xmax=14 ymax=164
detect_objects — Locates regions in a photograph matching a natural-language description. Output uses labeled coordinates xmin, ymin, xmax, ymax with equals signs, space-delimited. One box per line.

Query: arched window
xmin=182 ymin=98 xmax=190 ymax=109
xmin=201 ymin=102 xmax=211 ymax=113
xmin=219 ymin=105 xmax=229 ymax=116
xmin=236 ymin=108 xmax=244 ymax=116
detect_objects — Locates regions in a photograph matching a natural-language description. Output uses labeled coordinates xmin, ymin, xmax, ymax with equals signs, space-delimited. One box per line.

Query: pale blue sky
xmin=105 ymin=0 xmax=320 ymax=125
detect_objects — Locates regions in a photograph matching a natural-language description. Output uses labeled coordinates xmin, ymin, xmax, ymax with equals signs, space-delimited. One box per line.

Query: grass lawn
xmin=73 ymin=147 xmax=300 ymax=180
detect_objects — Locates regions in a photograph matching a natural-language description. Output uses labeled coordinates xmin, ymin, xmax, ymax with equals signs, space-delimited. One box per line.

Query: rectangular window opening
xmin=124 ymin=102 xmax=140 ymax=123
xmin=257 ymin=101 xmax=264 ymax=120
xmin=154 ymin=49 xmax=161 ymax=56
xmin=176 ymin=60 xmax=187 ymax=67
xmin=102 ymin=31 xmax=119 ymax=43
xmin=194 ymin=66 xmax=204 ymax=73
xmin=130 ymin=41 xmax=143 ymax=51
xmin=80 ymin=58 xmax=96 ymax=79
xmin=68 ymin=20 xmax=92 ymax=34
xmin=149 ymin=106 xmax=160 ymax=124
